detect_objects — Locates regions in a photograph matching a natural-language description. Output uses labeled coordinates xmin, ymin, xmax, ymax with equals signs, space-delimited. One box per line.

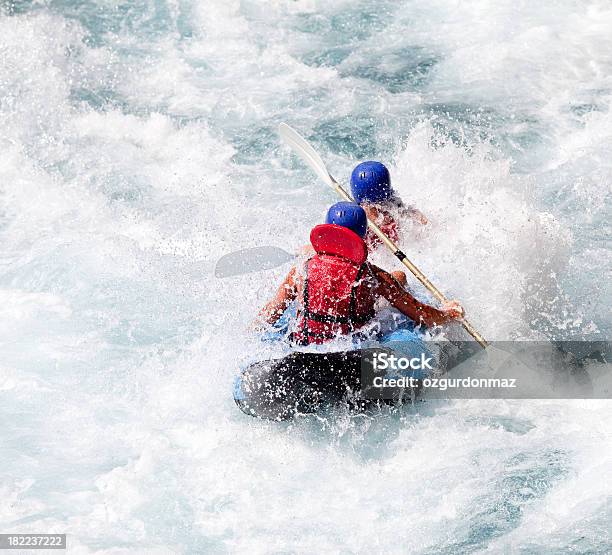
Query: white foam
xmin=0 ymin=2 xmax=610 ymax=552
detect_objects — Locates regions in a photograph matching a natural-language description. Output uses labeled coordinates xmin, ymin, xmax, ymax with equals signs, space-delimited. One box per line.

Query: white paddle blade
xmin=215 ymin=246 xmax=296 ymax=278
xmin=279 ymin=123 xmax=335 ymax=187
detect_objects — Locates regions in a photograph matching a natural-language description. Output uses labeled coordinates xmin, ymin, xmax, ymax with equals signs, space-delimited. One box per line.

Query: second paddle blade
xmin=214 ymin=246 xmax=296 ymax=278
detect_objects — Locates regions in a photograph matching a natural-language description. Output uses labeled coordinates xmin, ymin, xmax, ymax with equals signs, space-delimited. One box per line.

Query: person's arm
xmin=370 ymin=264 xmax=463 ymax=327
xmin=405 ymin=206 xmax=428 ymax=225
xmin=255 ymin=266 xmax=299 ymax=327
xmin=394 ymin=199 xmax=428 ymax=225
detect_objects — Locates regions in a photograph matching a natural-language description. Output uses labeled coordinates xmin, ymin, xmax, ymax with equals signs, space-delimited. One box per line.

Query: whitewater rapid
xmin=1 ymin=0 xmax=610 ymax=552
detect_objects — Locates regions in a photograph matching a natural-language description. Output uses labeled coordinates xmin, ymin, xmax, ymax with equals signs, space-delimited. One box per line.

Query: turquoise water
xmin=1 ymin=0 xmax=611 ymax=552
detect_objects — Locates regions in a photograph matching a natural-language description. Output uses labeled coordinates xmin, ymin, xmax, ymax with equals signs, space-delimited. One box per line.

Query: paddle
xmin=279 ymin=122 xmax=489 ymax=349
xmin=215 ymin=246 xmax=296 ymax=278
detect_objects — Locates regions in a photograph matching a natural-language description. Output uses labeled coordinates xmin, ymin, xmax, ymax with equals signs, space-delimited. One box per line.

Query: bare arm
xmin=370 ymin=264 xmax=462 ymax=327
xmin=404 ymin=206 xmax=428 ymax=225
xmin=394 ymin=200 xmax=428 ymax=225
xmin=255 ymin=266 xmax=299 ymax=327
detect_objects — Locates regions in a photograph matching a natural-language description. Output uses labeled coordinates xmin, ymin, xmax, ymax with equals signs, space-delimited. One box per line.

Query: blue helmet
xmin=325 ymin=202 xmax=368 ymax=238
xmin=350 ymin=161 xmax=393 ymax=203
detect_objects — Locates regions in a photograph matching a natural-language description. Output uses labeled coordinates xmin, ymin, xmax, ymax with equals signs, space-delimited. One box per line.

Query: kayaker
xmin=351 ymin=160 xmax=427 ymax=243
xmin=257 ymin=202 xmax=463 ymax=345
xmin=350 ymin=160 xmax=427 ymax=285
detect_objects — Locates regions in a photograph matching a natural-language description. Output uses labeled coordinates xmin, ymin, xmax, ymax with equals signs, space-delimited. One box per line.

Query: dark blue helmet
xmin=325 ymin=202 xmax=368 ymax=238
xmin=350 ymin=161 xmax=393 ymax=203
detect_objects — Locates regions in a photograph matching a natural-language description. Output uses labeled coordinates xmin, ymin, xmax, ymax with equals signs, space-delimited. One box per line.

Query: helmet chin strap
xmin=279 ymin=122 xmax=489 ymax=349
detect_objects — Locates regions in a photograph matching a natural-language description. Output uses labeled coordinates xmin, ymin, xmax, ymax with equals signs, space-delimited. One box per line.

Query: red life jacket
xmin=294 ymin=224 xmax=377 ymax=345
